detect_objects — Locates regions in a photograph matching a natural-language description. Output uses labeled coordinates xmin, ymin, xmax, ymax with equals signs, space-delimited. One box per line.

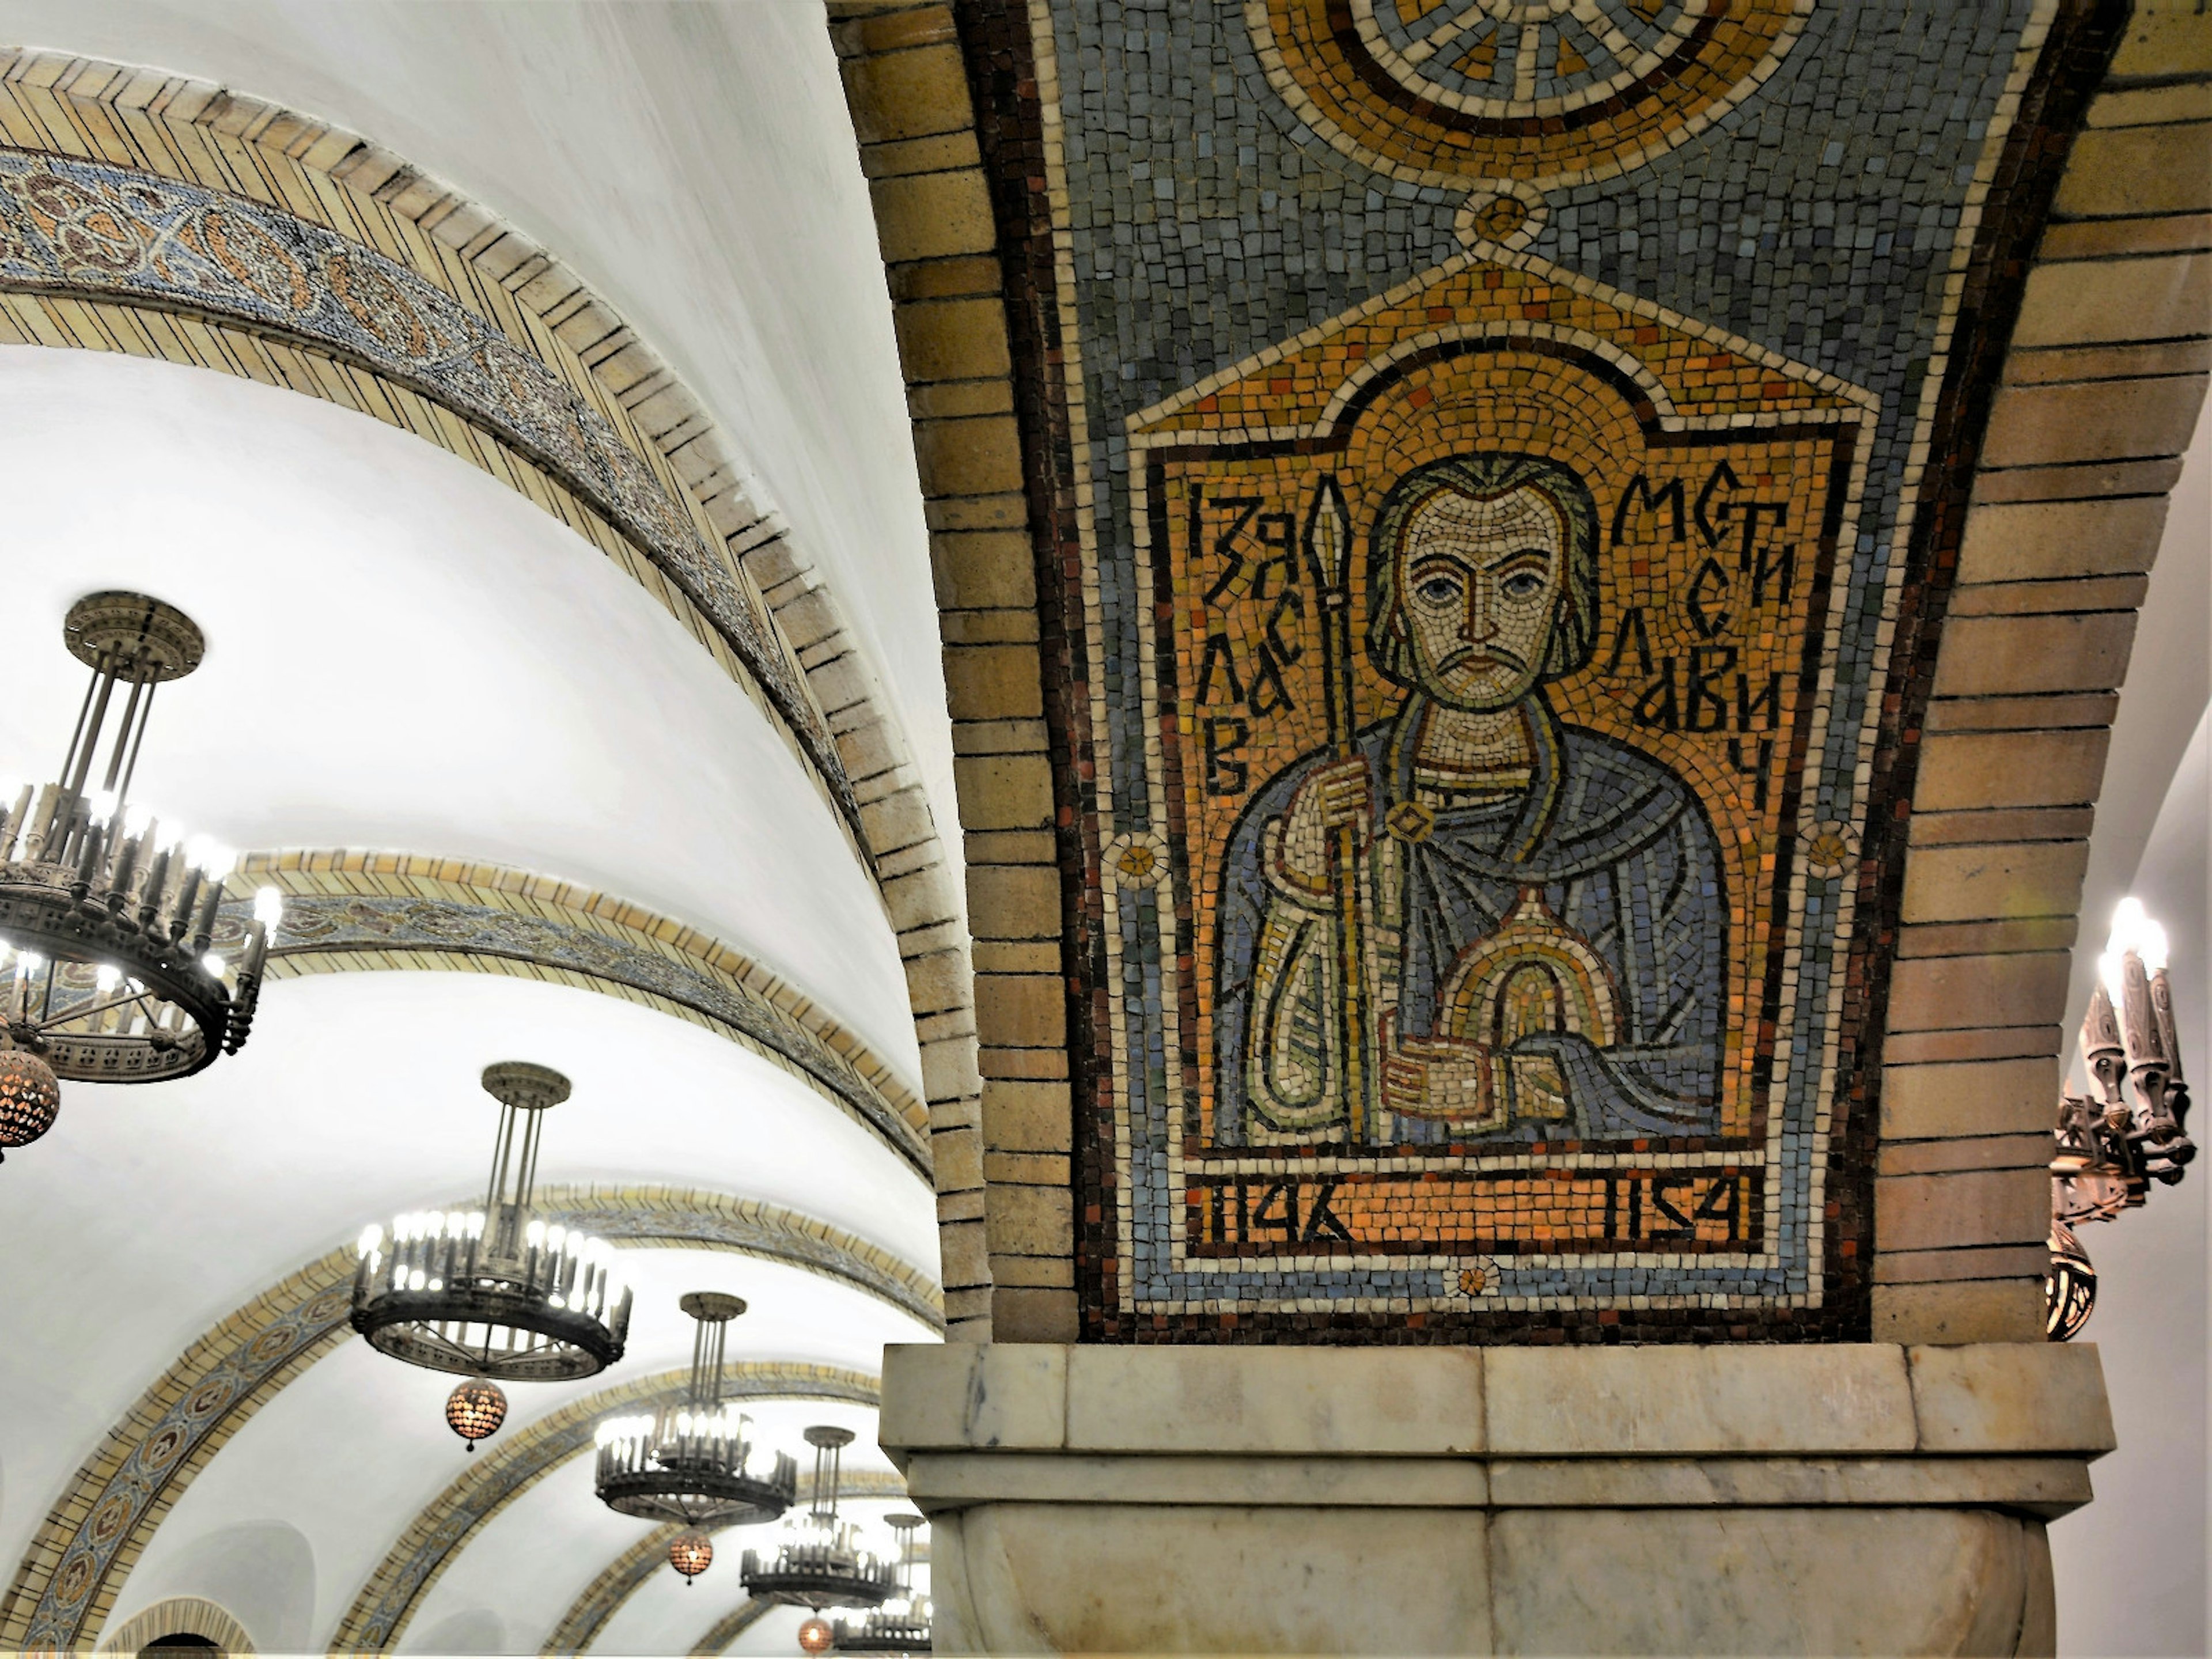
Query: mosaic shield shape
xmin=1109 ymin=245 xmax=1876 ymax=1317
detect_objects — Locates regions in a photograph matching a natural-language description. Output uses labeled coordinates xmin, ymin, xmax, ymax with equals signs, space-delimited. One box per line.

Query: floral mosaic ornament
xmin=1107 ymin=247 xmax=1875 ymax=1316
xmin=1248 ymin=0 xmax=1812 ymax=191
xmin=0 ymin=150 xmax=854 ymax=834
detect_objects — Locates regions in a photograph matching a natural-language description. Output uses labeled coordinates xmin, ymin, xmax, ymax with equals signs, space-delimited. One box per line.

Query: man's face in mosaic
xmin=1392 ymin=484 xmax=1566 ymax=713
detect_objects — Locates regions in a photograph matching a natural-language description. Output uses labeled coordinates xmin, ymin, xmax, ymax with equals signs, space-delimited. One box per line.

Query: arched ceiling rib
xmin=687 ymin=1598 xmax=775 ymax=1658
xmin=0 ymin=9 xmax=956 ymax=857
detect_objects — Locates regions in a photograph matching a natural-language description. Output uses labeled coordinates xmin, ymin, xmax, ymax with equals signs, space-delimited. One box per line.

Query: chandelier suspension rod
xmin=514 ymin=1100 xmax=545 ymax=1210
xmin=811 ymin=1433 xmax=843 ymax=1522
xmin=484 ymin=1098 xmax=520 ymax=1222
xmin=55 ymin=653 xmax=105 ymax=800
xmin=687 ymin=1307 xmax=729 ymax=1409
xmin=97 ymin=662 xmax=146 ymax=796
xmin=110 ymin=674 xmax=156 ymax=805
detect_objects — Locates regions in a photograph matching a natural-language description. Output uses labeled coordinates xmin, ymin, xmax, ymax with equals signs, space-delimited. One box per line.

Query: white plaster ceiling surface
xmin=0 ymin=0 xmax=961 ymax=866
xmin=0 ymin=348 xmax=918 ymax=1077
xmin=0 ymin=167 xmax=941 ymax=1654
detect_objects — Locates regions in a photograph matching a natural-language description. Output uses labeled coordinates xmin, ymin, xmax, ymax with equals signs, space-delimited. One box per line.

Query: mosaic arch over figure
xmin=1119 ymin=252 xmax=1872 ymax=1325
xmin=1217 ymin=449 xmax=1726 ymax=1147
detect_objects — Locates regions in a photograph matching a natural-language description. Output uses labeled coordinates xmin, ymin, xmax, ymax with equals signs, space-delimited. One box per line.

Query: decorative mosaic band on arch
xmin=0 ymin=1195 xmax=927 ymax=1652
xmin=541 ymin=1471 xmax=911 ymax=1659
xmin=337 ymin=1365 xmax=887 ymax=1653
xmin=536 ymin=1186 xmax=942 ymax=1332
xmin=236 ymin=850 xmax=933 ymax=1176
xmin=0 ymin=1259 xmax=355 ymax=1653
xmin=0 ymin=142 xmax=854 ymax=834
xmin=690 ymin=1599 xmax=776 ymax=1657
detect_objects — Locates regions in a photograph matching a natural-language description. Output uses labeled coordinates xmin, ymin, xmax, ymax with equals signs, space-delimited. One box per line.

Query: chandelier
xmin=2047 ymin=897 xmax=2196 ymax=1339
xmin=0 ymin=592 xmax=284 ymax=1161
xmin=351 ymin=1062 xmax=631 ymax=1379
xmin=741 ymin=1426 xmax=897 ymax=1612
xmin=594 ymin=1291 xmax=798 ymax=1527
xmin=831 ymin=1513 xmax=931 ymax=1654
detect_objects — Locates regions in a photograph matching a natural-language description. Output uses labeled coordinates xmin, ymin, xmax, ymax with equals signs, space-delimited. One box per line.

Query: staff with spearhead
xmin=1301 ymin=475 xmax=1372 ymax=1142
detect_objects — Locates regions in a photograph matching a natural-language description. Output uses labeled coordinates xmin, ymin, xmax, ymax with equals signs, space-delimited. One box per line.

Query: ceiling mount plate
xmin=480 ymin=1061 xmax=571 ymax=1112
xmin=680 ymin=1291 xmax=747 ymax=1322
xmin=63 ymin=591 xmax=205 ymax=681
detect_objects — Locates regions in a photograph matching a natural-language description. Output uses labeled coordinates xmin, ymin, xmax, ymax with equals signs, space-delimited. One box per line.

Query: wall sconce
xmin=2047 ymin=899 xmax=2196 ymax=1338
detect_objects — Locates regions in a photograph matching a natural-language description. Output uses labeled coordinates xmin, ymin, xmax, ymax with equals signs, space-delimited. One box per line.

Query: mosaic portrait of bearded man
xmin=1214 ymin=452 xmax=1727 ymax=1146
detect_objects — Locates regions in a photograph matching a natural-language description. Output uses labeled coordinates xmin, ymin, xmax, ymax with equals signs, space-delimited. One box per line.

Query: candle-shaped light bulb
xmin=2085 ymin=972 xmax=2137 ymax=1116
xmin=253 ymin=887 xmax=285 ymax=929
xmin=2098 ymin=950 xmax=2126 ymax=1002
xmin=2116 ymin=916 xmax=2168 ymax=1085
xmin=190 ymin=877 xmax=224 ymax=953
xmin=94 ymin=963 xmax=120 ymax=992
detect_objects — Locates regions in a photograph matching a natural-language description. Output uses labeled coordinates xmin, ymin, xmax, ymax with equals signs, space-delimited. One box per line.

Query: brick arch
xmin=98 ymin=1594 xmax=256 ymax=1656
xmin=0 ymin=1195 xmax=929 ymax=1652
xmin=1862 ymin=8 xmax=2212 ymax=1342
xmin=0 ymin=48 xmax=990 ymax=1330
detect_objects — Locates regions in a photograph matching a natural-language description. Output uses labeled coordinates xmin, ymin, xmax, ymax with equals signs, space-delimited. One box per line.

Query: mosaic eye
xmin=1500 ymin=567 xmax=1545 ymax=600
xmin=1416 ymin=574 xmax=1461 ymax=604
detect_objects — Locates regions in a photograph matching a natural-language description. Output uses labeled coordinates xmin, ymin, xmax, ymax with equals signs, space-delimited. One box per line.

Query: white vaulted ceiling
xmin=0 ymin=0 xmax=958 ymax=855
xmin=0 ymin=3 xmax=947 ymax=1654
xmin=0 ymin=351 xmax=916 ymax=1070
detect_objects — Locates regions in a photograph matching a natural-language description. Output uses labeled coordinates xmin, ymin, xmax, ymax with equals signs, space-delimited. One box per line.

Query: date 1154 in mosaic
xmin=1185 ymin=1168 xmax=1758 ymax=1255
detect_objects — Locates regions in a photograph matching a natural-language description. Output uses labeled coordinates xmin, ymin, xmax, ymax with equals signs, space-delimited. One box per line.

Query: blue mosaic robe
xmin=1214 ymin=693 xmax=1727 ymax=1145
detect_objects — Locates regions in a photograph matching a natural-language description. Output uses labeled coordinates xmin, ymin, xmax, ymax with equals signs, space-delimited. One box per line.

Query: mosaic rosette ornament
xmin=1247 ymin=0 xmax=1812 ymax=191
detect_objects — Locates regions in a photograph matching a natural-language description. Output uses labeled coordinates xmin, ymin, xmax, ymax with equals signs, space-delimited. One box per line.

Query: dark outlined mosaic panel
xmin=956 ymin=0 xmax=2092 ymax=1339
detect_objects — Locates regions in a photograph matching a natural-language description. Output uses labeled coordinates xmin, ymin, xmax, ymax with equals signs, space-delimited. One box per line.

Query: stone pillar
xmin=881 ymin=1343 xmax=2113 ymax=1656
